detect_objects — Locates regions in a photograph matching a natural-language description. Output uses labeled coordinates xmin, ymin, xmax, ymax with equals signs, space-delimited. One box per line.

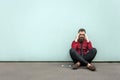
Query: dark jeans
xmin=69 ymin=48 xmax=97 ymax=66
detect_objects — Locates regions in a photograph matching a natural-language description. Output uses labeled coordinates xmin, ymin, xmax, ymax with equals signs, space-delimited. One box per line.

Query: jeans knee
xmin=92 ymin=48 xmax=97 ymax=55
xmin=69 ymin=48 xmax=75 ymax=55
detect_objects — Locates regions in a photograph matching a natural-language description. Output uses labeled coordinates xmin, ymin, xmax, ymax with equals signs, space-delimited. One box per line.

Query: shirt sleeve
xmin=71 ymin=41 xmax=79 ymax=49
xmin=87 ymin=41 xmax=93 ymax=50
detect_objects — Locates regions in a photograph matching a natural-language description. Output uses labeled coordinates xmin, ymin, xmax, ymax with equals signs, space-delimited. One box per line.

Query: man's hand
xmin=75 ymin=33 xmax=79 ymax=42
xmin=85 ymin=34 xmax=89 ymax=42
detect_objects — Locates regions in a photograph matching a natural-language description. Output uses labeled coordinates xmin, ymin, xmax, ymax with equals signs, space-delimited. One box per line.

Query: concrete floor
xmin=0 ymin=62 xmax=120 ymax=80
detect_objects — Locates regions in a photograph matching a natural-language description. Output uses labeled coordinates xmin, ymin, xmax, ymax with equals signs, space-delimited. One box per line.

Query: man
xmin=69 ymin=28 xmax=97 ymax=71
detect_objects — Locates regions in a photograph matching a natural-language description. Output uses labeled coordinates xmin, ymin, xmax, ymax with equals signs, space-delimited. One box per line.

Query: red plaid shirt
xmin=71 ymin=40 xmax=93 ymax=55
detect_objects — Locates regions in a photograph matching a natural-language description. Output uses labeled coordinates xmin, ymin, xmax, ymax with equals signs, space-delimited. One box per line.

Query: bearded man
xmin=69 ymin=28 xmax=97 ymax=71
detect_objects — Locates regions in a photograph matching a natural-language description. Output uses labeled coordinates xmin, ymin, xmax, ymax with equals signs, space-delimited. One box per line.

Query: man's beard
xmin=78 ymin=38 xmax=84 ymax=43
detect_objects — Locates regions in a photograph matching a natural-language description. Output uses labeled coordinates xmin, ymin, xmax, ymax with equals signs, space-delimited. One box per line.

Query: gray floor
xmin=0 ymin=62 xmax=120 ymax=80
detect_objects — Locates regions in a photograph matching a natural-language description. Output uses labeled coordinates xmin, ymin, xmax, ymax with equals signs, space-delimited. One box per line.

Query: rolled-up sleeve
xmin=87 ymin=41 xmax=93 ymax=50
xmin=71 ymin=41 xmax=79 ymax=49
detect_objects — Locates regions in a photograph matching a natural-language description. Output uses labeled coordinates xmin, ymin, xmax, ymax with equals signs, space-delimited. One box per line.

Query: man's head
xmin=78 ymin=28 xmax=86 ymax=33
xmin=78 ymin=28 xmax=86 ymax=43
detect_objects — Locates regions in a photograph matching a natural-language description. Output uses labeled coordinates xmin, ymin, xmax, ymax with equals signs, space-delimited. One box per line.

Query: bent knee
xmin=69 ymin=48 xmax=76 ymax=54
xmin=92 ymin=48 xmax=97 ymax=54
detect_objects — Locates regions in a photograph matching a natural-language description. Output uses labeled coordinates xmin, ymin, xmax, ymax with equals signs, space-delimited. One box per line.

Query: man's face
xmin=78 ymin=31 xmax=85 ymax=43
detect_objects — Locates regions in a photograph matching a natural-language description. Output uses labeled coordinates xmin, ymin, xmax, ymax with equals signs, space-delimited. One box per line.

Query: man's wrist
xmin=75 ymin=39 xmax=78 ymax=42
xmin=87 ymin=40 xmax=90 ymax=43
xmin=87 ymin=40 xmax=89 ymax=42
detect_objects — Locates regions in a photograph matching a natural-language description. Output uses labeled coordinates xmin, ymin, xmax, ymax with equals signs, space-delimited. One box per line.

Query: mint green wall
xmin=0 ymin=0 xmax=120 ymax=61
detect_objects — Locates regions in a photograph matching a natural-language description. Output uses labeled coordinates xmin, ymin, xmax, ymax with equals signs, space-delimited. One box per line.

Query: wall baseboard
xmin=0 ymin=61 xmax=120 ymax=63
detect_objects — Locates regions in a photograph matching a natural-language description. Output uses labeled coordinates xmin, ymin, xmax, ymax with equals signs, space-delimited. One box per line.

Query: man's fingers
xmin=75 ymin=33 xmax=80 ymax=42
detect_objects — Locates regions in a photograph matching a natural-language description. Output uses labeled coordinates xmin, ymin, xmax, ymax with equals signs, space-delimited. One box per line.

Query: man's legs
xmin=69 ymin=48 xmax=97 ymax=71
xmin=83 ymin=48 xmax=97 ymax=63
xmin=82 ymin=48 xmax=97 ymax=71
xmin=69 ymin=48 xmax=88 ymax=65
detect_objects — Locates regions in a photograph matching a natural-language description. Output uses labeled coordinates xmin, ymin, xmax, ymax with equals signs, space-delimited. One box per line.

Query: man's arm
xmin=85 ymin=34 xmax=89 ymax=42
xmin=87 ymin=41 xmax=93 ymax=50
xmin=71 ymin=33 xmax=80 ymax=49
xmin=71 ymin=41 xmax=79 ymax=49
xmin=74 ymin=33 xmax=79 ymax=42
xmin=85 ymin=34 xmax=93 ymax=49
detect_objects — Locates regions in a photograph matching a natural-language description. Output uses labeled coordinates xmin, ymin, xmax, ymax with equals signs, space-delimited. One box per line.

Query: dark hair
xmin=78 ymin=28 xmax=86 ymax=33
